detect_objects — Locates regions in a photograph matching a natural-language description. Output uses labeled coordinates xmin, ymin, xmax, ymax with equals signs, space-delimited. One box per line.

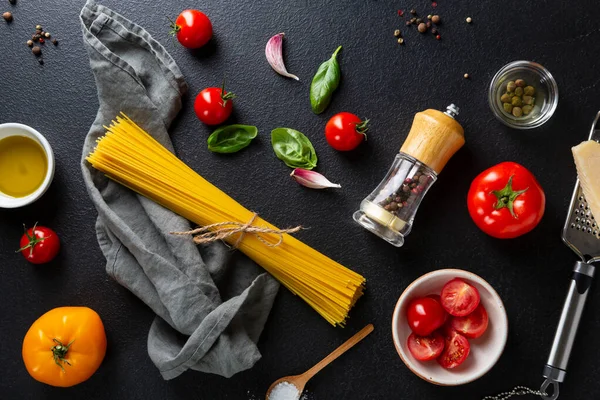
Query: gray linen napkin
xmin=79 ymin=0 xmax=279 ymax=379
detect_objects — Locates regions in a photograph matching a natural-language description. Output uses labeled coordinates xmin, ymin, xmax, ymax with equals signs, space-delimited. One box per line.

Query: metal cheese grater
xmin=484 ymin=112 xmax=600 ymax=400
xmin=539 ymin=111 xmax=600 ymax=399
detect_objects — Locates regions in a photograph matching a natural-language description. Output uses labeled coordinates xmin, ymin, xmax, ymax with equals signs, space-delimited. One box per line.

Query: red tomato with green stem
xmin=170 ymin=10 xmax=212 ymax=49
xmin=325 ymin=112 xmax=369 ymax=151
xmin=18 ymin=223 xmax=60 ymax=264
xmin=467 ymin=162 xmax=545 ymax=239
xmin=194 ymin=84 xmax=236 ymax=125
xmin=406 ymin=297 xmax=447 ymax=336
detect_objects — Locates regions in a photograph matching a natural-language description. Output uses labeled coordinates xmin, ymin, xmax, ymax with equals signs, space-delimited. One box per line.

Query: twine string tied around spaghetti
xmin=170 ymin=213 xmax=302 ymax=247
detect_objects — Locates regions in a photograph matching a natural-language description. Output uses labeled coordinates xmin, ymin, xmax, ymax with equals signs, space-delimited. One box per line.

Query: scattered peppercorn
xmin=397 ymin=38 xmax=404 ymax=44
xmin=44 ymin=32 xmax=51 ymax=38
xmin=39 ymin=38 xmax=45 ymax=44
xmin=35 ymin=29 xmax=42 ymax=35
xmin=35 ymin=24 xmax=42 ymax=30
xmin=2 ymin=11 xmax=12 ymax=22
xmin=9 ymin=0 xmax=16 ymax=4
xmin=418 ymin=22 xmax=427 ymax=33
xmin=410 ymin=9 xmax=417 ymax=15
xmin=435 ymin=34 xmax=441 ymax=40
xmin=431 ymin=28 xmax=438 ymax=35
xmin=426 ymin=21 xmax=432 ymax=28
xmin=466 ymin=17 xmax=472 ymax=23
xmin=431 ymin=2 xmax=438 ymax=8
xmin=410 ymin=17 xmax=417 ymax=24
xmin=464 ymin=73 xmax=470 ymax=79
xmin=405 ymin=20 xmax=412 ymax=26
xmin=431 ymin=15 xmax=440 ymax=24
xmin=52 ymin=38 xmax=58 ymax=45
xmin=394 ymin=29 xmax=401 ymax=37
xmin=427 ymin=14 xmax=432 ymax=20
xmin=27 ymin=40 xmax=33 ymax=47
xmin=32 ymin=46 xmax=41 ymax=56
xmin=397 ymin=10 xmax=404 ymax=16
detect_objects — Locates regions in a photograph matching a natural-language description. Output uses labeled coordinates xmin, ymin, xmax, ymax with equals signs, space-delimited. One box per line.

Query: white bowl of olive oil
xmin=0 ymin=123 xmax=54 ymax=208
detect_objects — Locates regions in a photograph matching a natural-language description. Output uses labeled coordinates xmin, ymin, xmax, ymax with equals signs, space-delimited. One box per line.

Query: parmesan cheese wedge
xmin=572 ymin=140 xmax=600 ymax=221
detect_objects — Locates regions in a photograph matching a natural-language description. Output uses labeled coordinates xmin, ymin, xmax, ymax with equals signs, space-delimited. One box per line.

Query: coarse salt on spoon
xmin=265 ymin=324 xmax=374 ymax=400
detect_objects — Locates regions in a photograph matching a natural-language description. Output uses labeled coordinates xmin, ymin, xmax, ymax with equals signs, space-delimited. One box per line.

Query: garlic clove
xmin=266 ymin=33 xmax=299 ymax=81
xmin=291 ymin=168 xmax=341 ymax=189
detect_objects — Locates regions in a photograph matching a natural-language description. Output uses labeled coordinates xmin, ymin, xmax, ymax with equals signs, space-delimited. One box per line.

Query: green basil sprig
xmin=271 ymin=128 xmax=318 ymax=169
xmin=310 ymin=45 xmax=342 ymax=115
xmin=207 ymin=124 xmax=258 ymax=153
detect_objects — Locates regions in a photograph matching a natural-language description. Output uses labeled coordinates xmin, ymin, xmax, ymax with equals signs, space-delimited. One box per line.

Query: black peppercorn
xmin=389 ymin=202 xmax=398 ymax=211
xmin=410 ymin=9 xmax=416 ymax=15
xmin=52 ymin=39 xmax=58 ymax=45
xmin=2 ymin=11 xmax=12 ymax=22
xmin=431 ymin=28 xmax=438 ymax=35
xmin=32 ymin=46 xmax=41 ymax=56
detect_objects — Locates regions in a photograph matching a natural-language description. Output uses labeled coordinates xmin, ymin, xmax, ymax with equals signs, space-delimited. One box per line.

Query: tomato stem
xmin=490 ymin=175 xmax=528 ymax=218
xmin=167 ymin=16 xmax=180 ymax=36
xmin=16 ymin=222 xmax=49 ymax=257
xmin=355 ymin=119 xmax=369 ymax=140
xmin=220 ymin=80 xmax=237 ymax=107
xmin=51 ymin=338 xmax=74 ymax=372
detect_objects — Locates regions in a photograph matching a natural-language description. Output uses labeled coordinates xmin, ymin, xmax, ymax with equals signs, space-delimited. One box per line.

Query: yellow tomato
xmin=22 ymin=306 xmax=107 ymax=387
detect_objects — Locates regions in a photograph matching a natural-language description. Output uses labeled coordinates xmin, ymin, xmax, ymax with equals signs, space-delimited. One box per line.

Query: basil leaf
xmin=310 ymin=46 xmax=342 ymax=115
xmin=207 ymin=124 xmax=258 ymax=154
xmin=271 ymin=127 xmax=318 ymax=169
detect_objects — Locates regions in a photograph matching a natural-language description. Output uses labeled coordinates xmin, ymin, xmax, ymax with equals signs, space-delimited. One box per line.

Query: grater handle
xmin=543 ymin=261 xmax=595 ymax=388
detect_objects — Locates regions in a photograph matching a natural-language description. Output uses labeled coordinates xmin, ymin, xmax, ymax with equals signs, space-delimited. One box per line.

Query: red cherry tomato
xmin=437 ymin=329 xmax=470 ymax=369
xmin=467 ymin=161 xmax=545 ymax=239
xmin=450 ymin=303 xmax=489 ymax=339
xmin=194 ymin=86 xmax=236 ymax=125
xmin=324 ymin=112 xmax=368 ymax=151
xmin=426 ymin=294 xmax=448 ymax=324
xmin=407 ymin=331 xmax=445 ymax=361
xmin=171 ymin=10 xmax=212 ymax=49
xmin=406 ymin=297 xmax=447 ymax=336
xmin=18 ymin=224 xmax=60 ymax=264
xmin=440 ymin=278 xmax=480 ymax=317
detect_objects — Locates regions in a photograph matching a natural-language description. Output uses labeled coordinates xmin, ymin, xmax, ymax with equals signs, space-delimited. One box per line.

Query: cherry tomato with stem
xmin=406 ymin=297 xmax=447 ymax=336
xmin=407 ymin=331 xmax=445 ymax=361
xmin=325 ymin=112 xmax=369 ymax=151
xmin=169 ymin=10 xmax=212 ymax=49
xmin=467 ymin=161 xmax=545 ymax=239
xmin=440 ymin=278 xmax=480 ymax=317
xmin=194 ymin=83 xmax=236 ymax=125
xmin=18 ymin=223 xmax=60 ymax=264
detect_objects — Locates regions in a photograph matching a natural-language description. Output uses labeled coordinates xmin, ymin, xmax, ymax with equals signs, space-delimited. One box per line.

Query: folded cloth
xmin=79 ymin=0 xmax=279 ymax=379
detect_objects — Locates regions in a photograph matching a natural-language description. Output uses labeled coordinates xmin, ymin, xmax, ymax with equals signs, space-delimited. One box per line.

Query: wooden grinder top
xmin=399 ymin=108 xmax=465 ymax=174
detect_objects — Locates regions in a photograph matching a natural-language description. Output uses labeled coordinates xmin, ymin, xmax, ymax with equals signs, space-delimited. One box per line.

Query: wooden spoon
xmin=265 ymin=324 xmax=374 ymax=400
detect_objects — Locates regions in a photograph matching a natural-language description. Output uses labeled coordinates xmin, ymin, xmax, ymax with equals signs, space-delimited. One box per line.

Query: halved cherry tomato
xmin=406 ymin=297 xmax=447 ymax=336
xmin=194 ymin=85 xmax=236 ymax=125
xmin=450 ymin=303 xmax=489 ymax=339
xmin=170 ymin=10 xmax=213 ymax=49
xmin=18 ymin=223 xmax=60 ymax=264
xmin=437 ymin=328 xmax=470 ymax=369
xmin=324 ymin=112 xmax=368 ymax=151
xmin=440 ymin=278 xmax=480 ymax=317
xmin=407 ymin=331 xmax=445 ymax=361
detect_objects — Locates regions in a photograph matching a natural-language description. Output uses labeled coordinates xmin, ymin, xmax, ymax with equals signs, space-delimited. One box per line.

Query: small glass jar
xmin=353 ymin=153 xmax=437 ymax=247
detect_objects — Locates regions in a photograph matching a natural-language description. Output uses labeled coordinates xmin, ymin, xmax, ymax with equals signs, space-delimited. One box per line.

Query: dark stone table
xmin=1 ymin=1 xmax=599 ymax=399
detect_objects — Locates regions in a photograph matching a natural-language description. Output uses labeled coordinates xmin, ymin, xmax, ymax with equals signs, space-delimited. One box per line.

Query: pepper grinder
xmin=353 ymin=104 xmax=465 ymax=247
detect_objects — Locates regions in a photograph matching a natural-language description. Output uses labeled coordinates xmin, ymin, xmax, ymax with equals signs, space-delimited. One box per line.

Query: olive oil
xmin=0 ymin=136 xmax=48 ymax=197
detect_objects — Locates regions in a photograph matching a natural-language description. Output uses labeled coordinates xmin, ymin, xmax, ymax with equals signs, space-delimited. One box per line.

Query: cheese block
xmin=572 ymin=140 xmax=600 ymax=221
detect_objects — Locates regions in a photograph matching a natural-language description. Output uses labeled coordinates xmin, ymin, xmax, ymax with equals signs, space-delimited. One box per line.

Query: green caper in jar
xmin=512 ymin=107 xmax=523 ymax=117
xmin=511 ymin=97 xmax=523 ymax=107
xmin=522 ymin=95 xmax=534 ymax=105
xmin=503 ymin=103 xmax=513 ymax=113
xmin=514 ymin=87 xmax=524 ymax=97
xmin=522 ymin=105 xmax=533 ymax=115
xmin=501 ymin=93 xmax=511 ymax=103
xmin=524 ymin=86 xmax=535 ymax=96
xmin=515 ymin=79 xmax=526 ymax=87
xmin=506 ymin=81 xmax=516 ymax=92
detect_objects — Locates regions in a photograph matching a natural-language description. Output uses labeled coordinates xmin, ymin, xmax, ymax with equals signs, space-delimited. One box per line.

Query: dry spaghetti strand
xmin=86 ymin=113 xmax=366 ymax=326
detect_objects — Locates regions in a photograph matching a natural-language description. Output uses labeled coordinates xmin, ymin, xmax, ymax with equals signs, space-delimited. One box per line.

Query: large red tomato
xmin=467 ymin=162 xmax=545 ymax=239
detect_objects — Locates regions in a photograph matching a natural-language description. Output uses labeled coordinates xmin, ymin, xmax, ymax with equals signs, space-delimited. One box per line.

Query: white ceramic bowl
xmin=0 ymin=123 xmax=55 ymax=208
xmin=392 ymin=269 xmax=508 ymax=386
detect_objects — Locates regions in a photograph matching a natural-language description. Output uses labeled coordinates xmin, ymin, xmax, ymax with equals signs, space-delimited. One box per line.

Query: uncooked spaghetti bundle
xmin=87 ymin=114 xmax=365 ymax=326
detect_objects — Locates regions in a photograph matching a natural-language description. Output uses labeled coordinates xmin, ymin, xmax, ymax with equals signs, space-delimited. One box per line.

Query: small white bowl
xmin=392 ymin=269 xmax=508 ymax=386
xmin=0 ymin=123 xmax=55 ymax=208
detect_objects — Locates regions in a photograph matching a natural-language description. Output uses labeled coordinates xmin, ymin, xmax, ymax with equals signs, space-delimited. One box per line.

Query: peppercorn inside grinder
xmin=353 ymin=105 xmax=464 ymax=247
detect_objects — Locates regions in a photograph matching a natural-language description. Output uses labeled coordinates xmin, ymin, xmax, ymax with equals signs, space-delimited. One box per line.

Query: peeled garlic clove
xmin=291 ymin=168 xmax=341 ymax=189
xmin=266 ymin=33 xmax=299 ymax=81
